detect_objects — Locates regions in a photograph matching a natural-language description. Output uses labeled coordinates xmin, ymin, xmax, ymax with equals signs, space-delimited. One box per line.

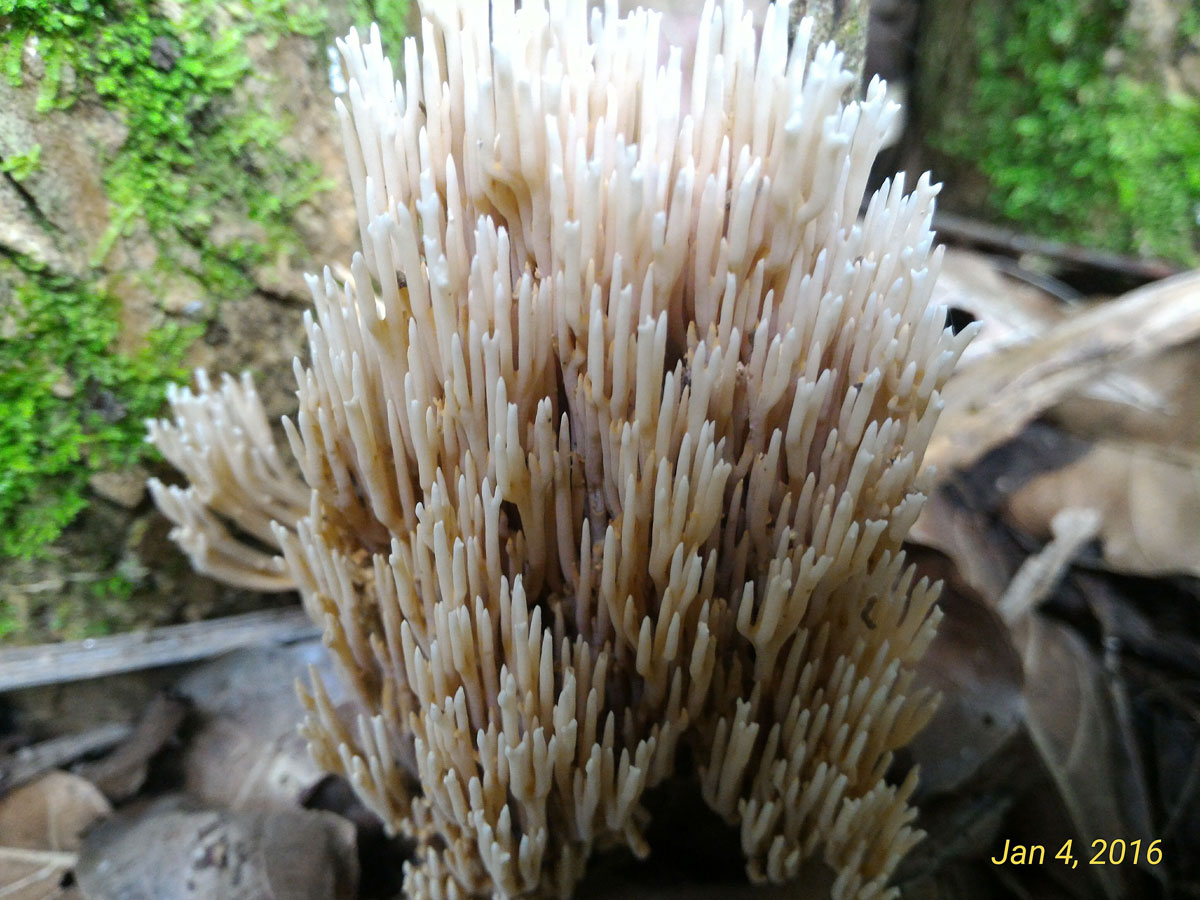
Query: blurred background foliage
xmin=915 ymin=0 xmax=1200 ymax=265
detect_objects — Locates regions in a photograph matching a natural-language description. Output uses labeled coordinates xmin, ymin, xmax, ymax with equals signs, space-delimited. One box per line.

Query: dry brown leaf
xmin=1006 ymin=440 xmax=1200 ymax=578
xmin=926 ymin=270 xmax=1200 ymax=479
xmin=909 ymin=483 xmax=1024 ymax=604
xmin=932 ymin=249 xmax=1171 ymax=412
xmin=1014 ymin=615 xmax=1147 ymax=900
xmin=931 ymin=249 xmax=1067 ymax=364
xmin=0 ymin=772 xmax=110 ymax=852
xmin=0 ymin=771 xmax=110 ymax=900
xmin=1048 ymin=343 xmax=1200 ymax=452
xmin=905 ymin=548 xmax=1025 ymax=799
xmin=74 ymin=693 xmax=189 ymax=802
xmin=0 ymin=848 xmax=81 ymax=900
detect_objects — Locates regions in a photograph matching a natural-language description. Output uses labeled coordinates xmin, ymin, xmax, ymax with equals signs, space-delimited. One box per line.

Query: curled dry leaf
xmin=74 ymin=692 xmax=189 ymax=802
xmin=1047 ymin=344 xmax=1200 ymax=454
xmin=176 ymin=641 xmax=342 ymax=812
xmin=930 ymin=249 xmax=1066 ymax=365
xmin=0 ymin=771 xmax=110 ymax=900
xmin=930 ymin=248 xmax=1171 ymax=417
xmin=926 ymin=270 xmax=1200 ymax=479
xmin=1006 ymin=441 xmax=1200 ymax=578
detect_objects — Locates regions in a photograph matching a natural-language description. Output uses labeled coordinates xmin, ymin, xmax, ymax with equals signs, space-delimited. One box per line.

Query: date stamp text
xmin=992 ymin=839 xmax=1163 ymax=868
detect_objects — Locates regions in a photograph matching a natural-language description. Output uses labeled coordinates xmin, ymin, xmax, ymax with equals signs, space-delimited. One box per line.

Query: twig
xmin=0 ymin=723 xmax=131 ymax=794
xmin=0 ymin=607 xmax=318 ymax=693
xmin=932 ymin=211 xmax=1182 ymax=285
xmin=996 ymin=508 xmax=1102 ymax=625
xmin=0 ymin=847 xmax=78 ymax=900
xmin=0 ymin=847 xmax=79 ymax=868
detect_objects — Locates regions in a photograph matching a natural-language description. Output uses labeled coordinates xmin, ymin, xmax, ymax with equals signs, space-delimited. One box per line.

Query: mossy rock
xmin=0 ymin=0 xmax=410 ymax=642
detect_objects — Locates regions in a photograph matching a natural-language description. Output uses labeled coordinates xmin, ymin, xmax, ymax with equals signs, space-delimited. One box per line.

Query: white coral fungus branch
xmin=147 ymin=0 xmax=974 ymax=897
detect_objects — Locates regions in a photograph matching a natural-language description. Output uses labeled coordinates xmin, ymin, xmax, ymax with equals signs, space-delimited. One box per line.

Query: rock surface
xmin=76 ymin=798 xmax=359 ymax=900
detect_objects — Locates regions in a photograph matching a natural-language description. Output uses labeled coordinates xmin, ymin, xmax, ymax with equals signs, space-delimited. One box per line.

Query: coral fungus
xmin=149 ymin=0 xmax=973 ymax=896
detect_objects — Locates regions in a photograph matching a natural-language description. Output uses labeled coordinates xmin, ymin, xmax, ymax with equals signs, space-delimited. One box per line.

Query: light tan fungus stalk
xmin=147 ymin=1 xmax=974 ymax=897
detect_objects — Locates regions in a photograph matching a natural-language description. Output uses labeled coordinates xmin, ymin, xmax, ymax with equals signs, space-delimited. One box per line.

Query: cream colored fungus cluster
xmin=148 ymin=1 xmax=972 ymax=897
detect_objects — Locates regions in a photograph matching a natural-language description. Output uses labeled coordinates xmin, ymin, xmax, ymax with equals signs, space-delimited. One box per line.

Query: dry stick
xmin=0 ymin=847 xmax=79 ymax=867
xmin=0 ymin=722 xmax=131 ymax=794
xmin=0 ymin=848 xmax=79 ymax=900
xmin=995 ymin=507 xmax=1102 ymax=626
xmin=0 ymin=607 xmax=318 ymax=693
xmin=932 ymin=211 xmax=1182 ymax=285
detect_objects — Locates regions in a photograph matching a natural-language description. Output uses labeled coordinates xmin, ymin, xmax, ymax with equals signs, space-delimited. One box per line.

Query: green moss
xmin=347 ymin=0 xmax=411 ymax=60
xmin=0 ymin=252 xmax=196 ymax=560
xmin=934 ymin=0 xmax=1200 ymax=265
xmin=0 ymin=0 xmax=336 ymax=570
xmin=6 ymin=0 xmax=334 ymax=292
xmin=0 ymin=141 xmax=40 ymax=179
xmin=0 ymin=604 xmax=19 ymax=642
